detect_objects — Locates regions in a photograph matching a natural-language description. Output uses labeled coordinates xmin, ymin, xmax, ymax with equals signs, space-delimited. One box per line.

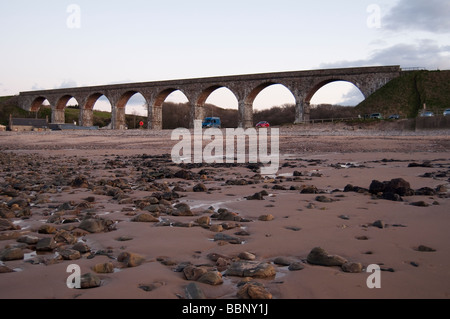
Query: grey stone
xmin=342 ymin=262 xmax=363 ymax=273
xmin=193 ymin=183 xmax=207 ymax=192
xmin=371 ymin=220 xmax=386 ymax=229
xmin=59 ymin=249 xmax=81 ymax=260
xmin=185 ymin=282 xmax=206 ymax=299
xmin=72 ymin=242 xmax=90 ymax=254
xmin=78 ymin=218 xmax=114 ymax=233
xmin=80 ymin=273 xmax=101 ymax=289
xmin=117 ymin=251 xmax=145 ymax=267
xmin=315 ymin=195 xmax=334 ymax=203
xmin=0 ymin=219 xmax=19 ymax=231
xmin=213 ymin=233 xmax=243 ymax=244
xmin=0 ymin=265 xmax=14 ymax=273
xmin=237 ymin=282 xmax=272 ymax=299
xmin=36 ymin=237 xmax=57 ymax=251
xmin=238 ymin=251 xmax=256 ymax=261
xmin=0 ymin=247 xmax=24 ymax=261
xmin=225 ymin=261 xmax=276 ymax=278
xmin=273 ymin=256 xmax=294 ymax=266
xmin=131 ymin=213 xmax=159 ymax=223
xmin=307 ymin=247 xmax=347 ymax=267
xmin=183 ymin=265 xmax=208 ymax=281
xmin=17 ymin=235 xmax=39 ymax=245
xmin=288 ymin=262 xmax=305 ymax=271
xmin=416 ymin=245 xmax=436 ymax=252
xmin=172 ymin=203 xmax=193 ymax=216
xmin=92 ymin=262 xmax=114 ymax=273
xmin=197 ymin=271 xmax=223 ymax=286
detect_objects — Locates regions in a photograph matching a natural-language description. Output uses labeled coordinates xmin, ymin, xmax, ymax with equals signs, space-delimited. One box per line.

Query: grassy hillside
xmin=0 ymin=96 xmax=41 ymax=126
xmin=355 ymin=70 xmax=450 ymax=118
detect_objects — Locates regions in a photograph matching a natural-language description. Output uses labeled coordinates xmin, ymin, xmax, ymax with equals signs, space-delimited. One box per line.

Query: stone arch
xmin=150 ymin=88 xmax=190 ymax=130
xmin=297 ymin=78 xmax=366 ymax=123
xmin=29 ymin=96 xmax=55 ymax=122
xmin=116 ymin=90 xmax=149 ymax=129
xmin=81 ymin=92 xmax=112 ymax=128
xmin=30 ymin=96 xmax=49 ymax=112
xmin=56 ymin=95 xmax=78 ymax=110
xmin=54 ymin=95 xmax=81 ymax=125
xmin=197 ymin=85 xmax=238 ymax=106
xmin=245 ymin=82 xmax=280 ymax=106
xmin=117 ymin=90 xmax=148 ymax=109
xmin=196 ymin=85 xmax=239 ymax=128
xmin=240 ymin=82 xmax=296 ymax=128
xmin=253 ymin=83 xmax=297 ymax=110
xmin=305 ymin=78 xmax=366 ymax=104
xmin=85 ymin=92 xmax=108 ymax=110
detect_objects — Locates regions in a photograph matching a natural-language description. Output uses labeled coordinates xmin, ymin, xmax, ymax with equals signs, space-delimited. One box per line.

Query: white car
xmin=420 ymin=111 xmax=434 ymax=117
xmin=444 ymin=109 xmax=450 ymax=116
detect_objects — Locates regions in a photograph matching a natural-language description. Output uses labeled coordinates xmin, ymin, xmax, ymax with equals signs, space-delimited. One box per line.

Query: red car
xmin=256 ymin=121 xmax=270 ymax=128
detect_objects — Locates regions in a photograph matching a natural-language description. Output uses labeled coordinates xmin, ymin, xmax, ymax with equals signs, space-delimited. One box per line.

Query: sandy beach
xmin=0 ymin=124 xmax=449 ymax=300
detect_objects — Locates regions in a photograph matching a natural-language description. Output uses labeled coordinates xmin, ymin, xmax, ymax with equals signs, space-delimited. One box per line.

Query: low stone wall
xmin=415 ymin=116 xmax=450 ymax=130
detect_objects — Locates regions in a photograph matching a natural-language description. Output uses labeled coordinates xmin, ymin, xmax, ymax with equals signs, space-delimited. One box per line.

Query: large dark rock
xmin=59 ymin=249 xmax=81 ymax=260
xmin=237 ymin=281 xmax=272 ymax=299
xmin=36 ymin=237 xmax=57 ymax=252
xmin=369 ymin=178 xmax=414 ymax=197
xmin=369 ymin=180 xmax=386 ymax=194
xmin=225 ymin=261 xmax=276 ymax=278
xmin=0 ymin=219 xmax=20 ymax=232
xmin=72 ymin=242 xmax=91 ymax=254
xmin=80 ymin=273 xmax=101 ymax=289
xmin=183 ymin=265 xmax=207 ymax=281
xmin=174 ymin=169 xmax=194 ymax=180
xmin=0 ymin=247 xmax=24 ymax=261
xmin=215 ymin=209 xmax=239 ymax=221
xmin=300 ymin=185 xmax=319 ymax=194
xmin=172 ymin=203 xmax=194 ymax=216
xmin=117 ymin=251 xmax=145 ymax=267
xmin=307 ymin=247 xmax=347 ymax=267
xmin=185 ymin=282 xmax=206 ymax=299
xmin=131 ymin=213 xmax=159 ymax=223
xmin=78 ymin=218 xmax=115 ymax=233
xmin=197 ymin=271 xmax=223 ymax=286
xmin=70 ymin=176 xmax=89 ymax=188
xmin=213 ymin=233 xmax=243 ymax=244
xmin=193 ymin=183 xmax=207 ymax=192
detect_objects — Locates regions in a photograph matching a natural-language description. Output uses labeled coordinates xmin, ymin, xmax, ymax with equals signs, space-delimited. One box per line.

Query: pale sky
xmin=1 ymin=0 xmax=449 ymax=113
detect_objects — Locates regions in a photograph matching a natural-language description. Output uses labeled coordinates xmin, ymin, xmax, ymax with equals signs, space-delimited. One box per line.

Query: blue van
xmin=202 ymin=117 xmax=221 ymax=128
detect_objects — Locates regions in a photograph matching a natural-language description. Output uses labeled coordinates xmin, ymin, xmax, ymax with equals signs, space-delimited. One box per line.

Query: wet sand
xmin=0 ymin=125 xmax=449 ymax=299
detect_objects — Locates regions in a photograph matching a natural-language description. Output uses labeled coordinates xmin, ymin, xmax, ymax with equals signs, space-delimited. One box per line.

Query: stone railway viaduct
xmin=17 ymin=65 xmax=401 ymax=129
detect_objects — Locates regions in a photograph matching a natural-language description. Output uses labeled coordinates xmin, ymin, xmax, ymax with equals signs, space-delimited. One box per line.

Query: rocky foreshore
xmin=0 ymin=129 xmax=449 ymax=299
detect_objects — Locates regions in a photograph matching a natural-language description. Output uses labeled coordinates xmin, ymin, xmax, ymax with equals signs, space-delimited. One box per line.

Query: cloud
xmin=369 ymin=40 xmax=450 ymax=69
xmin=340 ymin=87 xmax=365 ymax=106
xmin=321 ymin=1 xmax=450 ymax=71
xmin=31 ymin=84 xmax=45 ymax=91
xmin=384 ymin=0 xmax=450 ymax=34
xmin=54 ymin=80 xmax=77 ymax=89
xmin=320 ymin=40 xmax=450 ymax=70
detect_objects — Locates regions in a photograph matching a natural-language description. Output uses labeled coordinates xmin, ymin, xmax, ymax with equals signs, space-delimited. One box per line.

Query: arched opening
xmin=86 ymin=93 xmax=112 ymax=129
xmin=308 ymin=80 xmax=365 ymax=120
xmin=153 ymin=89 xmax=190 ymax=129
xmin=56 ymin=95 xmax=80 ymax=125
xmin=202 ymin=86 xmax=239 ymax=128
xmin=251 ymin=83 xmax=296 ymax=126
xmin=30 ymin=97 xmax=51 ymax=119
xmin=117 ymin=91 xmax=148 ymax=129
